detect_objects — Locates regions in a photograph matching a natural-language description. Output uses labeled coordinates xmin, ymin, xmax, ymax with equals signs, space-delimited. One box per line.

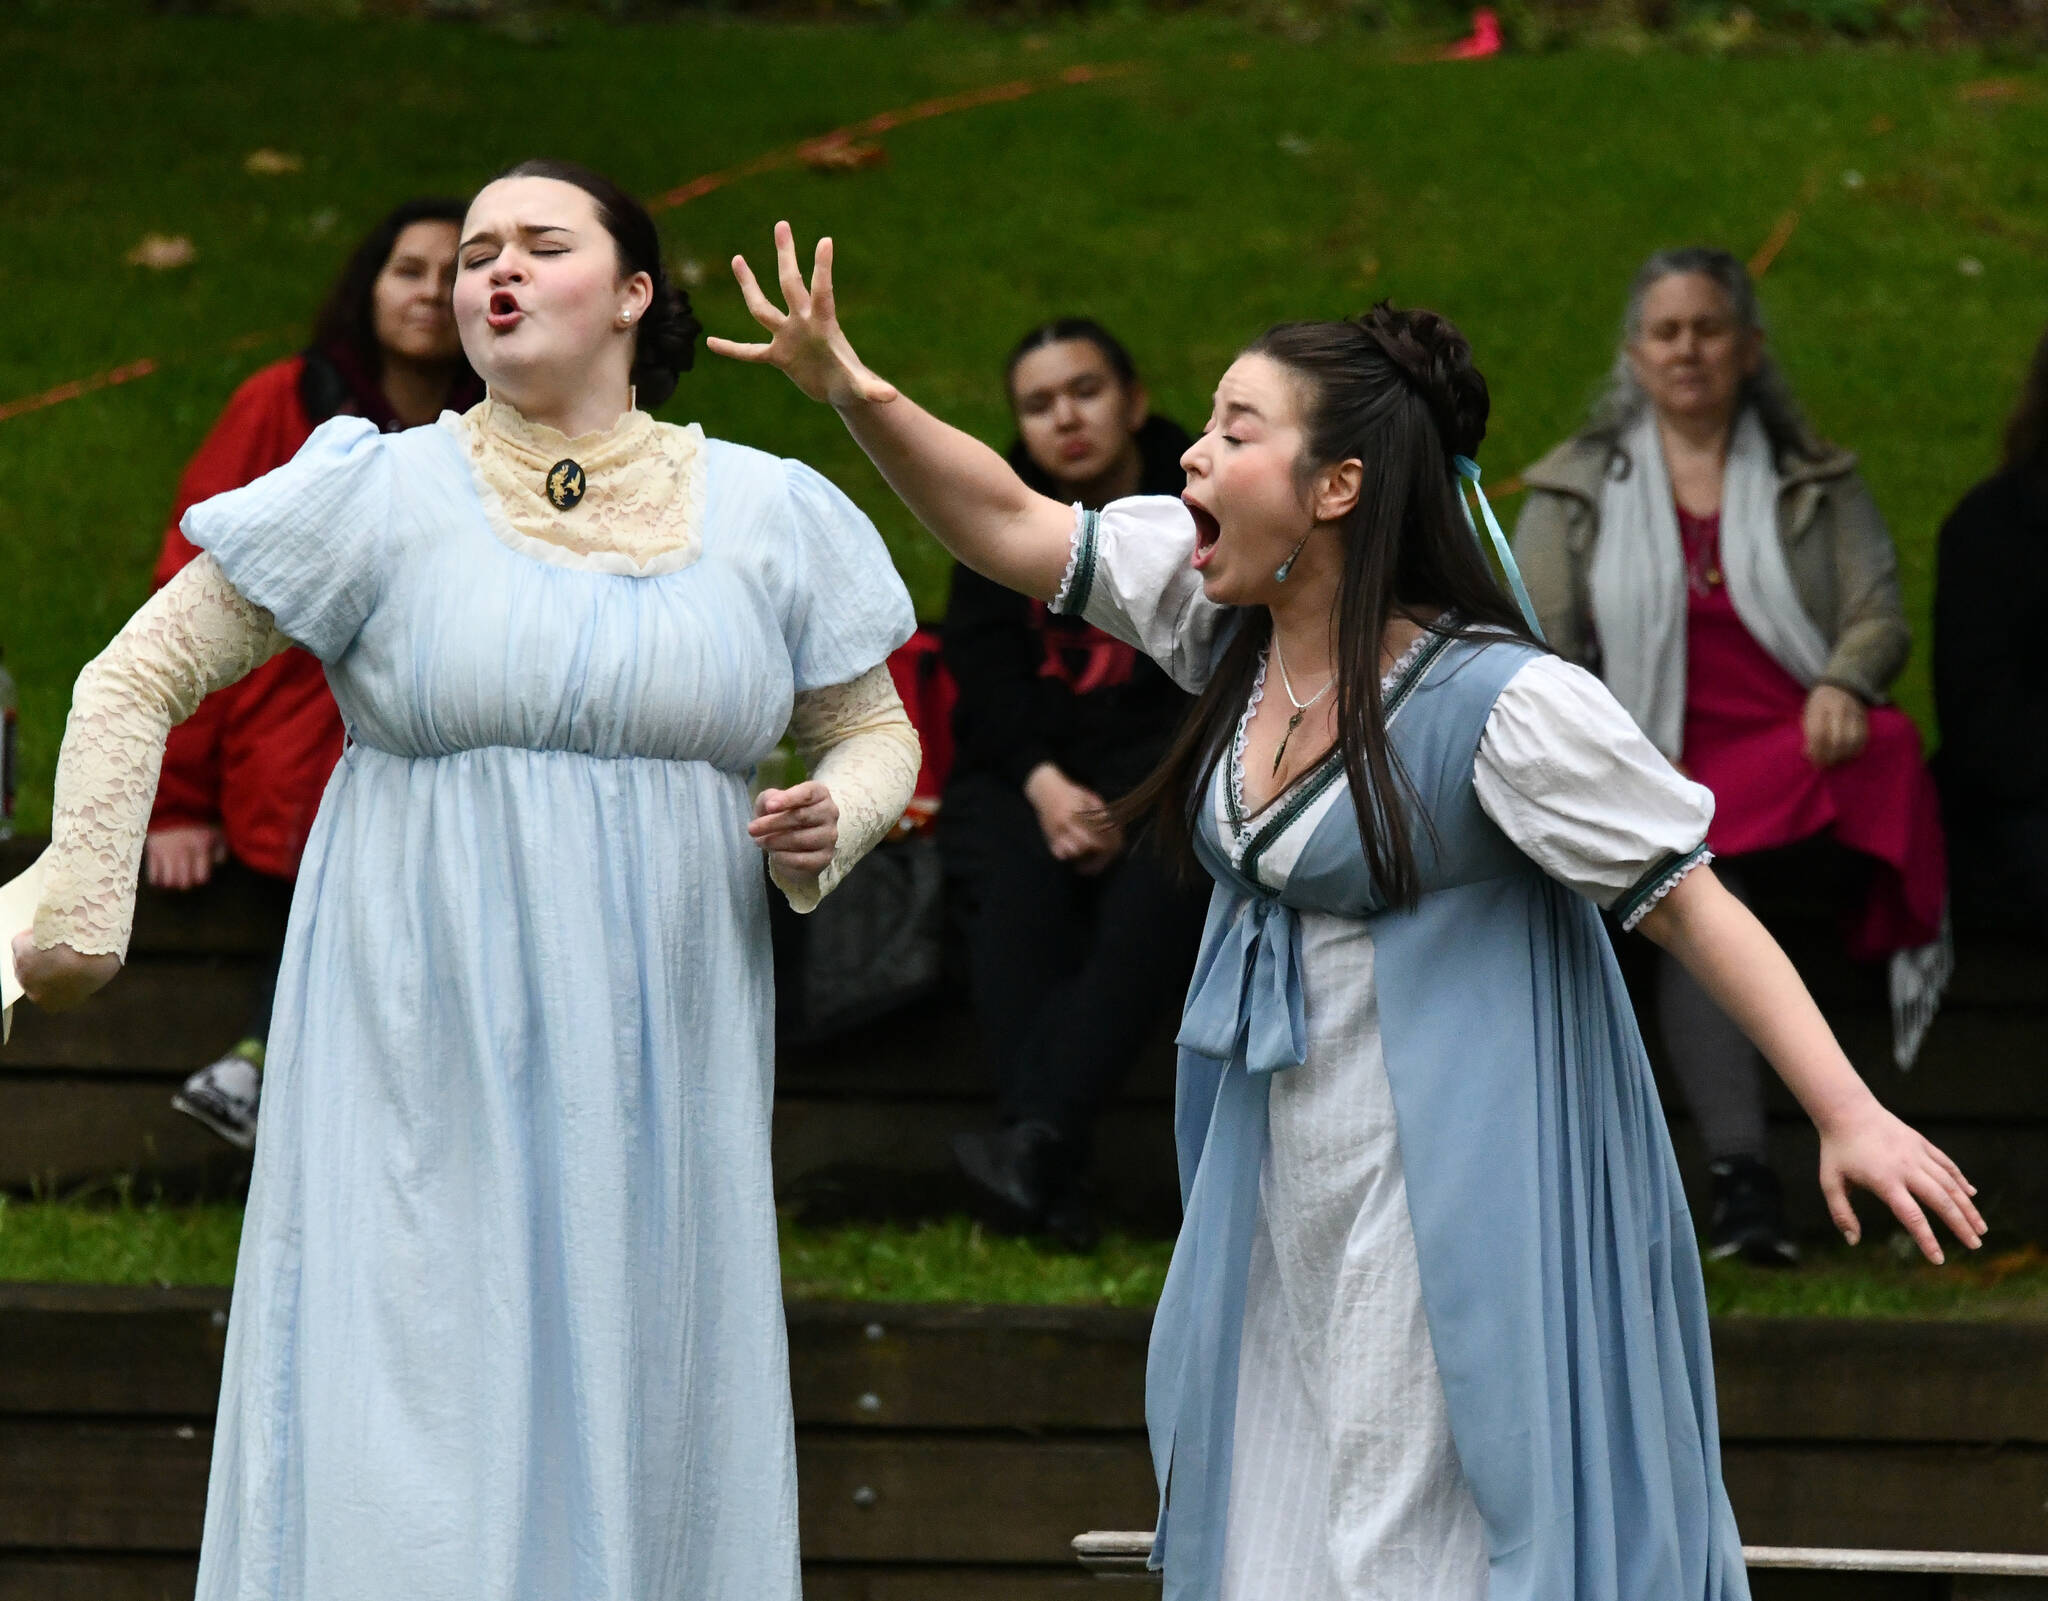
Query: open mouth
xmin=1185 ymin=496 xmax=1222 ymax=569
xmin=485 ymin=291 xmax=523 ymax=331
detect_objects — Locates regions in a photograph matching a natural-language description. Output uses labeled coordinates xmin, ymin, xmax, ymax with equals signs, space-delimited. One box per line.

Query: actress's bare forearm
xmin=1636 ymin=867 xmax=1873 ymax=1133
xmin=1638 ymin=865 xmax=1982 ymax=1261
xmin=709 ymin=224 xmax=1076 ymax=602
xmin=832 ymin=391 xmax=1074 ymax=601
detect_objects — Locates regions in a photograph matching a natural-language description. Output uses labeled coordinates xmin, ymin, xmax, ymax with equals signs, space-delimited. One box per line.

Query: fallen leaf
xmin=1867 ymin=113 xmax=1895 ymax=134
xmin=244 ymin=148 xmax=304 ymax=176
xmin=1958 ymin=255 xmax=1985 ymax=277
xmin=125 ymin=233 xmax=196 ymax=270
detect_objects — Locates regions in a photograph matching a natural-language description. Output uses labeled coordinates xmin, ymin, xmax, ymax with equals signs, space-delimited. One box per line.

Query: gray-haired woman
xmin=1513 ymin=247 xmax=1949 ymax=1267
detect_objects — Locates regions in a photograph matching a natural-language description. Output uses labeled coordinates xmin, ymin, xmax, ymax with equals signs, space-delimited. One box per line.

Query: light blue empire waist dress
xmin=179 ymin=413 xmax=914 ymax=1601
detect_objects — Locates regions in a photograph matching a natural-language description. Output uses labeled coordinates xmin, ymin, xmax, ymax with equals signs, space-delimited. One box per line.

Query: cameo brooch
xmin=546 ymin=459 xmax=587 ymax=511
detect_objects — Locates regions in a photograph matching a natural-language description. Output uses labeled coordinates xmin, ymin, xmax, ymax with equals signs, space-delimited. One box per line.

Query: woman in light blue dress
xmin=710 ymin=225 xmax=1987 ymax=1600
xmin=16 ymin=168 xmax=917 ymax=1598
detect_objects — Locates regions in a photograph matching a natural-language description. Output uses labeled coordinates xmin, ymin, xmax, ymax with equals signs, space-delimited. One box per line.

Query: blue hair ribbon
xmin=1452 ymin=455 xmax=1545 ymax=641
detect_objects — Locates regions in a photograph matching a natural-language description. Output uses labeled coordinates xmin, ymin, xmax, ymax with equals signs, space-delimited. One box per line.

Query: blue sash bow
xmin=1148 ymin=884 xmax=1311 ymax=1593
xmin=1174 ymin=892 xmax=1308 ymax=1076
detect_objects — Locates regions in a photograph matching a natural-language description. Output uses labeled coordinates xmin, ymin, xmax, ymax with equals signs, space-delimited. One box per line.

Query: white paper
xmin=0 ymin=849 xmax=49 ymax=1046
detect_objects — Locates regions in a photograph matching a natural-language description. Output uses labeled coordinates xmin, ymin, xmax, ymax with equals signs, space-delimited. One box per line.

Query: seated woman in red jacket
xmin=154 ymin=198 xmax=480 ymax=1148
xmin=941 ymin=320 xmax=1207 ymax=1249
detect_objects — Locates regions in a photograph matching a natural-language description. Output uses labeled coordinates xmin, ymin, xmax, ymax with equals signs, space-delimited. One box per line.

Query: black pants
xmin=939 ymin=772 xmax=1207 ymax=1156
xmin=239 ymin=865 xmax=295 ymax=1048
xmin=1948 ymin=803 xmax=2048 ymax=940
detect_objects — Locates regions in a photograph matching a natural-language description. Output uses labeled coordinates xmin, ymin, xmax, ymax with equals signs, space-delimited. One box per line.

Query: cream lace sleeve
xmin=769 ymin=663 xmax=922 ymax=914
xmin=33 ymin=556 xmax=290 ymax=960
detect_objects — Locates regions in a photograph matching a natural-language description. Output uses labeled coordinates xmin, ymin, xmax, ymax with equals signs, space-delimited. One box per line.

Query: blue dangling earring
xmin=1274 ymin=531 xmax=1312 ymax=584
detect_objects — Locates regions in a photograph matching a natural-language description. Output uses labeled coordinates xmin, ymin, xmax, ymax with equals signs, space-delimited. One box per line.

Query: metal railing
xmin=1073 ymin=1532 xmax=2048 ymax=1591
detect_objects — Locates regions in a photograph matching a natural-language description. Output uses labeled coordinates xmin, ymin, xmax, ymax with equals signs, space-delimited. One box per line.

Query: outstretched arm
xmin=708 ymin=223 xmax=1078 ymax=602
xmin=12 ymin=557 xmax=289 ymax=1010
xmin=1637 ymin=867 xmax=1984 ymax=1263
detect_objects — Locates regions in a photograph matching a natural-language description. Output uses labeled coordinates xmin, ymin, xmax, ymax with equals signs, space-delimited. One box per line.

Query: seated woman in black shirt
xmin=1935 ymin=322 xmax=2048 ymax=937
xmin=942 ymin=319 xmax=1207 ymax=1248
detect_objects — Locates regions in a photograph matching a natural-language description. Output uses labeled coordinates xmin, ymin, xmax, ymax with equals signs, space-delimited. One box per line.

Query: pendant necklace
xmin=1270 ymin=634 xmax=1335 ymax=776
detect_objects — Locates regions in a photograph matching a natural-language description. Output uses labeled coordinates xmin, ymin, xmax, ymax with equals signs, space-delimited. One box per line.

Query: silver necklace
xmin=1269 ymin=634 xmax=1335 ymax=775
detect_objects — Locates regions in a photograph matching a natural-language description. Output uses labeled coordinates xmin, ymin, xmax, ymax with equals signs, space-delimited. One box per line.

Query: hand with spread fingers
xmin=707 ymin=222 xmax=898 ymax=410
xmin=748 ymin=780 xmax=841 ymax=884
xmin=1639 ymin=864 xmax=1987 ymax=1267
xmin=1819 ymin=1101 xmax=1985 ymax=1265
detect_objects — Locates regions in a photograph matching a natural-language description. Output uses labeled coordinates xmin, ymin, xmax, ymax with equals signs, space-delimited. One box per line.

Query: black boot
xmin=1040 ymin=1183 xmax=1103 ymax=1256
xmin=952 ymin=1120 xmax=1076 ymax=1233
xmin=1706 ymin=1156 xmax=1800 ymax=1267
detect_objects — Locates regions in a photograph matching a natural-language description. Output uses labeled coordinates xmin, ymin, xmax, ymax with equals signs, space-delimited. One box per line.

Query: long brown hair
xmin=1115 ymin=305 xmax=1541 ymax=908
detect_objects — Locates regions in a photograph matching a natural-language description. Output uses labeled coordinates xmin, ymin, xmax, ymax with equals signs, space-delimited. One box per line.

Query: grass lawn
xmin=4 ymin=6 xmax=2048 ymax=830
xmin=7 ymin=1195 xmax=2048 ymax=1319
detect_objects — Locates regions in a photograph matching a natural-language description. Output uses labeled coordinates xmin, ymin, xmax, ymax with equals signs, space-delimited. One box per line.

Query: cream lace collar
xmin=442 ymin=396 xmax=706 ymax=577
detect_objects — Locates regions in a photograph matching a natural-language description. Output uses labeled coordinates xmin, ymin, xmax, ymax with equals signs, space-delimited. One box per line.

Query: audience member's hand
xmin=749 ymin=780 xmax=840 ymax=882
xmin=1802 ymin=684 xmax=1868 ymax=769
xmin=10 ymin=933 xmax=121 ymax=1013
xmin=145 ymin=824 xmax=228 ymax=891
xmin=1024 ymin=763 xmax=1123 ymax=876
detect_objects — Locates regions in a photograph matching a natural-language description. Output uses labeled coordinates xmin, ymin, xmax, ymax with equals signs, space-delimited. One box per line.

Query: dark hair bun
xmin=633 ymin=281 xmax=702 ymax=411
xmin=1358 ymin=303 xmax=1489 ymax=462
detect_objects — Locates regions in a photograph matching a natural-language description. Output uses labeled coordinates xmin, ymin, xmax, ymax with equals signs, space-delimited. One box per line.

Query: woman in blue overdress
xmin=712 ymin=225 xmax=1985 ymax=1601
xmin=15 ymin=169 xmax=919 ymax=1598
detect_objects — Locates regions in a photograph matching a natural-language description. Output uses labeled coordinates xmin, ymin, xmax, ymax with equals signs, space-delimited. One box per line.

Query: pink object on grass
xmin=1441 ymin=8 xmax=1503 ymax=58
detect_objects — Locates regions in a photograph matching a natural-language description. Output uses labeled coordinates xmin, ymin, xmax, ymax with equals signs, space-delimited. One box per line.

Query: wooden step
xmin=2 ymin=1291 xmax=2045 ymax=1564
xmin=0 ymin=1556 xmax=202 ymax=1601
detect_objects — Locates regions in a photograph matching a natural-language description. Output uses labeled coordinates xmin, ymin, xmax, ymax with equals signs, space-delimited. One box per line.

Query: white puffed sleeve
xmin=1474 ymin=655 xmax=1716 ymax=928
xmin=1049 ymin=496 xmax=1230 ymax=693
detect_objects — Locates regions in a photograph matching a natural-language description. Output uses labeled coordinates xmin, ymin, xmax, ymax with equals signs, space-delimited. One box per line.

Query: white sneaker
xmin=172 ymin=1049 xmax=262 ymax=1150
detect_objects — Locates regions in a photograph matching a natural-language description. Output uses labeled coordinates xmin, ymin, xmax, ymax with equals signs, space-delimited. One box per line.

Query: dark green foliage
xmin=4 ymin=6 xmax=2046 ymax=833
